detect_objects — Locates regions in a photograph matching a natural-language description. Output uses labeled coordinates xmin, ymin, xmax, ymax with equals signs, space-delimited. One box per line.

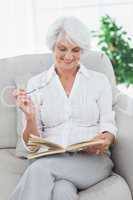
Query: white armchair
xmin=0 ymin=51 xmax=133 ymax=200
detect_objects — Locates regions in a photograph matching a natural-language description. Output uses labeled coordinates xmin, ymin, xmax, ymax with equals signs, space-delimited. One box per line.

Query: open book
xmin=27 ymin=134 xmax=105 ymax=159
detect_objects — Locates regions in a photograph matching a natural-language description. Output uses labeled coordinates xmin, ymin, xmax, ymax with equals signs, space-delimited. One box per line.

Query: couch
xmin=0 ymin=51 xmax=133 ymax=200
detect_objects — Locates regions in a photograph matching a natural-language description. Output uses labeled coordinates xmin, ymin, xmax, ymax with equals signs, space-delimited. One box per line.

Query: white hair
xmin=45 ymin=16 xmax=90 ymax=53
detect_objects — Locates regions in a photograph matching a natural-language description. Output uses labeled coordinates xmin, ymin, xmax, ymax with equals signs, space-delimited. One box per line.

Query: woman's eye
xmin=57 ymin=46 xmax=80 ymax=52
xmin=72 ymin=48 xmax=80 ymax=52
xmin=60 ymin=48 xmax=66 ymax=51
xmin=58 ymin=47 xmax=66 ymax=51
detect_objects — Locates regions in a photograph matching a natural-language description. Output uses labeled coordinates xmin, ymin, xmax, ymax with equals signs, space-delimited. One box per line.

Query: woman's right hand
xmin=13 ymin=89 xmax=36 ymax=119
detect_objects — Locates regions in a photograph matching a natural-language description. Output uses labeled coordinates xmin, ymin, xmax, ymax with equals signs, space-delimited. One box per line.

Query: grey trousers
xmin=9 ymin=152 xmax=113 ymax=200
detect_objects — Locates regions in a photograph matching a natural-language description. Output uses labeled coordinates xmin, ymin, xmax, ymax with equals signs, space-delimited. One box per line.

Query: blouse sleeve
xmin=21 ymin=78 xmax=44 ymax=153
xmin=97 ymin=75 xmax=117 ymax=138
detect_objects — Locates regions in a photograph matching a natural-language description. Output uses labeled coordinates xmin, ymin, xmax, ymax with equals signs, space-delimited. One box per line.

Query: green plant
xmin=93 ymin=15 xmax=133 ymax=84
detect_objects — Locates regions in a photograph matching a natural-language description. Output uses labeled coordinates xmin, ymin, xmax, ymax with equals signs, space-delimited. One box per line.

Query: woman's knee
xmin=91 ymin=154 xmax=114 ymax=185
xmin=52 ymin=179 xmax=79 ymax=200
xmin=26 ymin=158 xmax=53 ymax=180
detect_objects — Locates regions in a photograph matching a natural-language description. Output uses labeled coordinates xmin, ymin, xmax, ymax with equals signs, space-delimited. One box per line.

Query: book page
xmin=66 ymin=139 xmax=104 ymax=152
xmin=66 ymin=129 xmax=98 ymax=147
xmin=27 ymin=148 xmax=66 ymax=159
xmin=28 ymin=134 xmax=104 ymax=151
xmin=28 ymin=134 xmax=65 ymax=150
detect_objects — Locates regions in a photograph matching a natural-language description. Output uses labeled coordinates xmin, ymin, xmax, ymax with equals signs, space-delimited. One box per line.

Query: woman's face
xmin=54 ymin=34 xmax=81 ymax=70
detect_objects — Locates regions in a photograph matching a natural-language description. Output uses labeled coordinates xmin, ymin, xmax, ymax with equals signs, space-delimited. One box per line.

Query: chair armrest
xmin=112 ymin=103 xmax=133 ymax=195
xmin=115 ymin=91 xmax=133 ymax=117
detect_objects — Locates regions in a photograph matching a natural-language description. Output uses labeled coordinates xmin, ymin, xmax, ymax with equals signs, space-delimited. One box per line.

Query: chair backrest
xmin=0 ymin=51 xmax=117 ymax=148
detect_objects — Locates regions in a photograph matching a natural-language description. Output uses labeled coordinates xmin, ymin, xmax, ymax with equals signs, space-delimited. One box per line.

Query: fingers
xmin=94 ymin=132 xmax=106 ymax=140
xmin=95 ymin=132 xmax=114 ymax=147
xmin=84 ymin=143 xmax=109 ymax=155
xmin=12 ymin=89 xmax=36 ymax=118
xmin=96 ymin=149 xmax=100 ymax=155
xmin=12 ymin=89 xmax=27 ymax=98
xmin=13 ymin=89 xmax=31 ymax=104
xmin=16 ymin=95 xmax=32 ymax=106
xmin=12 ymin=89 xmax=34 ymax=113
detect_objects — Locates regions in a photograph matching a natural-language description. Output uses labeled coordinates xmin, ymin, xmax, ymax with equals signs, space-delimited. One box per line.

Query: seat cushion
xmin=0 ymin=149 xmax=29 ymax=200
xmin=79 ymin=173 xmax=132 ymax=200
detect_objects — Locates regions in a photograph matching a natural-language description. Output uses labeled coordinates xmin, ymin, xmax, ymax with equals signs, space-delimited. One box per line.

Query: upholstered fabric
xmin=112 ymin=106 xmax=133 ymax=195
xmin=0 ymin=149 xmax=28 ymax=200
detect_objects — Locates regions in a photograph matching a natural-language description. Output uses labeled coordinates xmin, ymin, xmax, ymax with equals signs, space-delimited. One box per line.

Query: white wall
xmin=0 ymin=0 xmax=133 ymax=58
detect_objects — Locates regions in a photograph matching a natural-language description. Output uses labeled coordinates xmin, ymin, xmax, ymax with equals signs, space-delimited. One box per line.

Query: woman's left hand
xmin=84 ymin=132 xmax=115 ymax=155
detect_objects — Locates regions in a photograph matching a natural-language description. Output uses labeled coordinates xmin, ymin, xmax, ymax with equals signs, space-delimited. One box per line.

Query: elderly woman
xmin=10 ymin=16 xmax=117 ymax=200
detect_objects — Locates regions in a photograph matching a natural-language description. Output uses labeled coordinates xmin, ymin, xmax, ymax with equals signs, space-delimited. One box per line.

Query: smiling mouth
xmin=64 ymin=60 xmax=73 ymax=64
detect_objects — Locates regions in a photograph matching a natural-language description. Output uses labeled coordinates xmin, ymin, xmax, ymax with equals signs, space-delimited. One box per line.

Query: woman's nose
xmin=64 ymin=51 xmax=73 ymax=60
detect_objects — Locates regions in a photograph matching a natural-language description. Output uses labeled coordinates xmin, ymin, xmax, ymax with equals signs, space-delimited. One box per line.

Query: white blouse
xmin=21 ymin=64 xmax=117 ymax=151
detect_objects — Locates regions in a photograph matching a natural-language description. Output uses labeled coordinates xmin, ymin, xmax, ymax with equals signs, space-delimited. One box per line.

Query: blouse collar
xmin=43 ymin=63 xmax=91 ymax=85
